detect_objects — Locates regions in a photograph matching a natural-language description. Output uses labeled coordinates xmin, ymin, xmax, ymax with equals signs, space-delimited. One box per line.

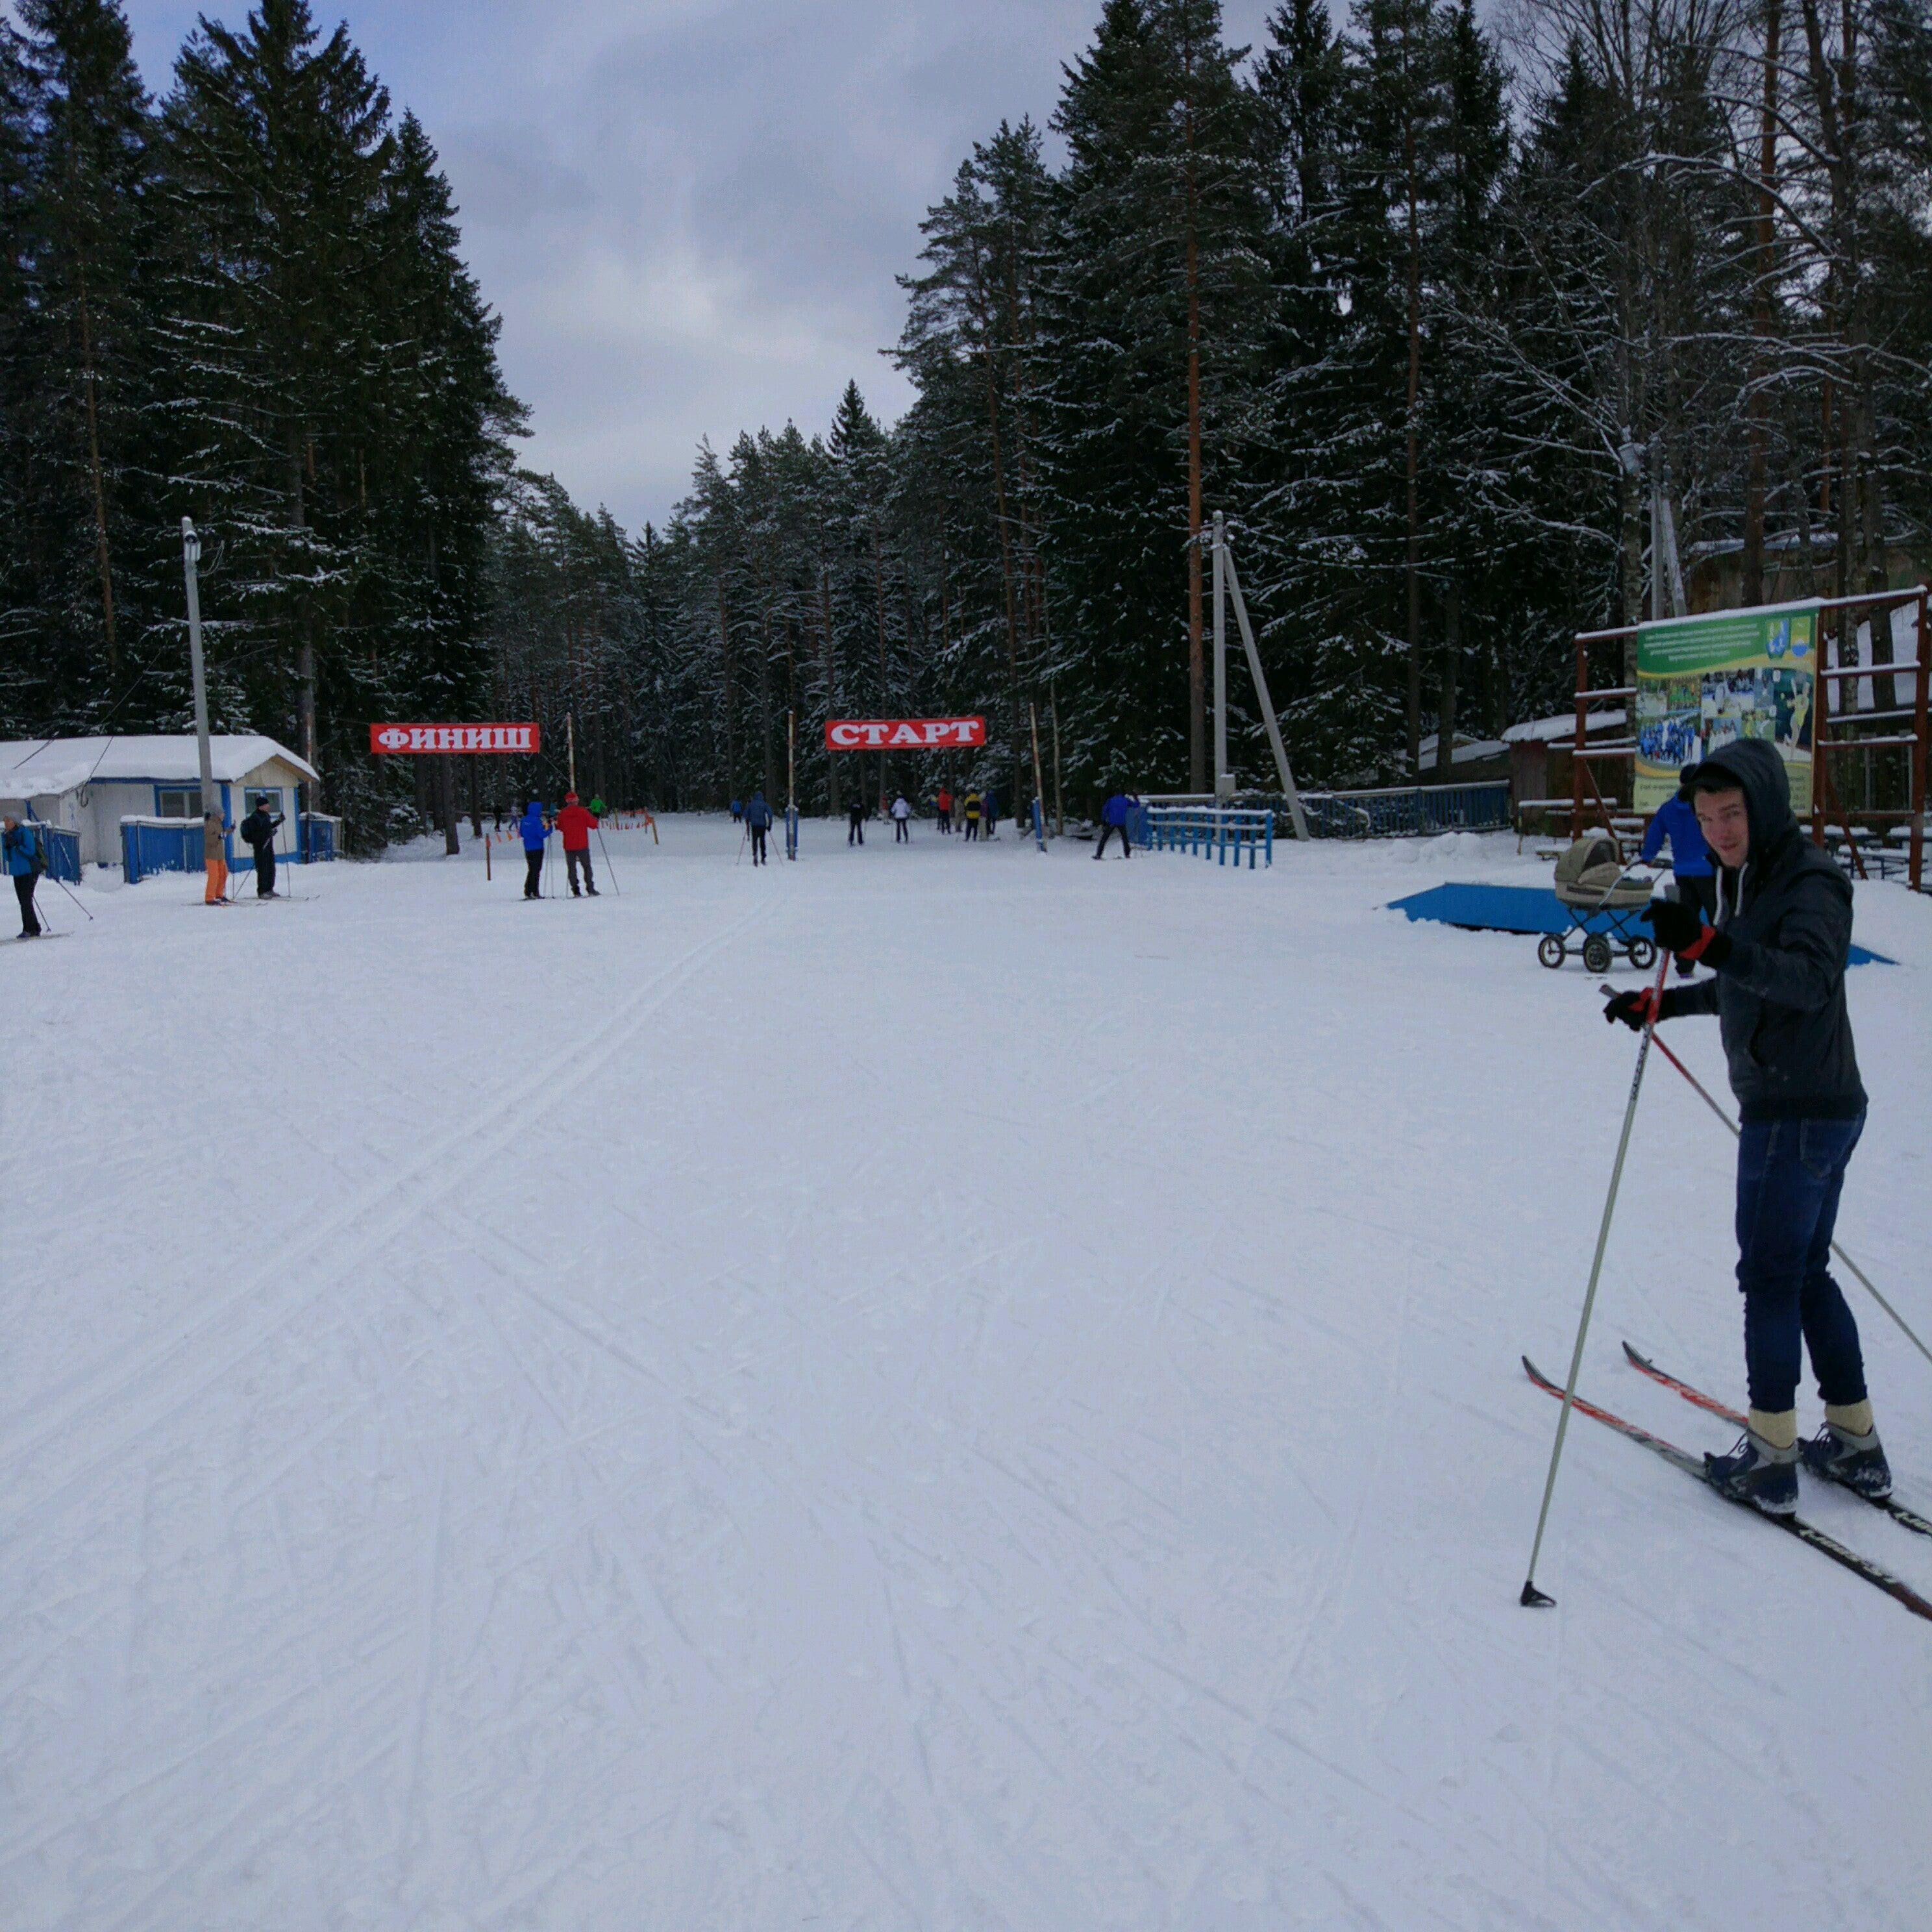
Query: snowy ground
xmin=5 ymin=813 xmax=1929 ymax=1930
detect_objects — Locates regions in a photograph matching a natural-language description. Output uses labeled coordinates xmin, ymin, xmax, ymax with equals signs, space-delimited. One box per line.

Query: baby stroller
xmin=1537 ymin=832 xmax=1660 ymax=973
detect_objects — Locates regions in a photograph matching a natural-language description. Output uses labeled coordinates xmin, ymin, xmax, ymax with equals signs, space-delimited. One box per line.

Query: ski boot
xmin=1802 ymin=1406 xmax=1892 ymax=1500
xmin=1705 ymin=1418 xmax=1800 ymax=1515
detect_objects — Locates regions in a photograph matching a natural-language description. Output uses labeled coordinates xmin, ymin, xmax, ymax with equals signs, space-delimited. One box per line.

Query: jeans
xmin=14 ymin=874 xmax=39 ymax=934
xmin=1735 ymin=1113 xmax=1866 ymax=1413
xmin=1095 ymin=824 xmax=1129 ymax=858
xmin=524 ymin=850 xmax=544 ymax=897
xmin=895 ymin=818 xmax=909 ymax=841
xmin=565 ymin=847 xmax=595 ymax=893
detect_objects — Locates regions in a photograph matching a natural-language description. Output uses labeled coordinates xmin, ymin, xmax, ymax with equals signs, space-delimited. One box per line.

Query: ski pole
xmin=595 ymin=823 xmax=620 ymax=895
xmin=1521 ymin=944 xmax=1672 ymax=1609
xmin=735 ymin=827 xmax=747 ymax=867
xmin=1599 ymin=985 xmax=1932 ymax=1374
xmin=43 ymin=867 xmax=93 ymax=920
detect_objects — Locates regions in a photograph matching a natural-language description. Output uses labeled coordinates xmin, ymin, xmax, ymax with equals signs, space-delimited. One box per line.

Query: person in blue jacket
xmin=517 ymin=799 xmax=551 ymax=899
xmin=729 ymin=797 xmax=743 ymax=825
xmin=1641 ymin=763 xmax=1715 ymax=919
xmin=744 ymin=791 xmax=773 ymax=865
xmin=1094 ymin=791 xmax=1135 ymax=859
xmin=3 ymin=813 xmax=43 ymax=936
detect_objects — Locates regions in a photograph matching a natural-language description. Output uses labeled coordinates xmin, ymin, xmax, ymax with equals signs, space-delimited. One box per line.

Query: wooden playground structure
xmin=1567 ymin=584 xmax=1928 ymax=892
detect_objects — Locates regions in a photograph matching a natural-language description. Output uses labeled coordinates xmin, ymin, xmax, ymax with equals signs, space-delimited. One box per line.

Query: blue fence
xmin=1299 ymin=782 xmax=1512 ymax=839
xmin=121 ymin=816 xmax=204 ymax=883
xmin=31 ymin=823 xmax=80 ymax=882
xmin=1139 ymin=805 xmax=1274 ymax=869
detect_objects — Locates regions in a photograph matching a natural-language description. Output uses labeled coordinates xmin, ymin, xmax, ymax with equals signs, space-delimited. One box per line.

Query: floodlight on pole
xmin=182 ymin=517 xmax=216 ymax=826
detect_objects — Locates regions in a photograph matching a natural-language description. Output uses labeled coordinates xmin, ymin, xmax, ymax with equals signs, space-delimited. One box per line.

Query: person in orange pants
xmin=203 ymin=807 xmax=229 ymax=904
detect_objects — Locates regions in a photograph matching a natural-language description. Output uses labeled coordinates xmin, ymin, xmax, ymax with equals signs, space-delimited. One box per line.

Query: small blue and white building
xmin=0 ymin=734 xmax=333 ymax=878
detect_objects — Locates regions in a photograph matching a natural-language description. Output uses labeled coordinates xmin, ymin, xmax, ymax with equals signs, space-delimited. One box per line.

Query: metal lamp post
xmin=182 ymin=518 xmax=216 ymax=824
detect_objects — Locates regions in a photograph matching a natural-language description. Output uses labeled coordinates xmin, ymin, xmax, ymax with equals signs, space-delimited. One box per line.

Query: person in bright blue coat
xmin=3 ymin=814 xmax=43 ymax=936
xmin=517 ymin=799 xmax=551 ymax=899
xmin=1641 ymin=763 xmax=1715 ymax=917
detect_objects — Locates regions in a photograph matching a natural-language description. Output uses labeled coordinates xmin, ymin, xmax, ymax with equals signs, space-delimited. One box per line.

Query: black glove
xmin=1642 ymin=898 xmax=1731 ymax=967
xmin=1604 ymin=987 xmax=1661 ymax=1031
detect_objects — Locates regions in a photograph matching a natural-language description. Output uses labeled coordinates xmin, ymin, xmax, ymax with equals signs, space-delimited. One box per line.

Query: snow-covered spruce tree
xmin=1040 ymin=0 xmax=1274 ymax=798
xmin=5 ymin=0 xmax=163 ymax=731
xmin=896 ymin=120 xmax=1058 ymax=812
xmin=154 ymin=0 xmax=517 ymax=847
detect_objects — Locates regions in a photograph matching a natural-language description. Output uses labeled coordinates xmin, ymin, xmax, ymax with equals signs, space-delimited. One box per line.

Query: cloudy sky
xmin=120 ymin=1 xmax=1279 ymax=534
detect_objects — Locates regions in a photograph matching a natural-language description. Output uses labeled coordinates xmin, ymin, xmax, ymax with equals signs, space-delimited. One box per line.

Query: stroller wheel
xmin=1581 ymin=935 xmax=1613 ymax=975
xmin=1628 ymin=936 xmax=1657 ymax=970
xmin=1537 ymin=934 xmax=1567 ymax=970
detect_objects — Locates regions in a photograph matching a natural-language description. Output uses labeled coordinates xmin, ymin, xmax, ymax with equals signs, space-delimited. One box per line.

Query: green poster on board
xmin=1632 ymin=602 xmax=1817 ymax=812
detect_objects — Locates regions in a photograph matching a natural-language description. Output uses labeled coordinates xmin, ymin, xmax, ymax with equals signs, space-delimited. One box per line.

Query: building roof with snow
xmin=1501 ymin=710 xmax=1626 ymax=746
xmin=0 ymin=734 xmax=317 ymax=800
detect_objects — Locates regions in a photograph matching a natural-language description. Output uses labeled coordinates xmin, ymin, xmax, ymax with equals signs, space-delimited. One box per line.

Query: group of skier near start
xmin=1604 ymin=736 xmax=1889 ymax=1515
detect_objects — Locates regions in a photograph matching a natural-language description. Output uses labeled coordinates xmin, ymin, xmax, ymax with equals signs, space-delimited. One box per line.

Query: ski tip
xmin=1520 ymin=1579 xmax=1556 ymax=1608
xmin=1622 ymin=1341 xmax=1654 ymax=1370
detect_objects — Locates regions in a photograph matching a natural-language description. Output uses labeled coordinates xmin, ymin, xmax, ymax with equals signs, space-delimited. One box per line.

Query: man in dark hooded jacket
xmin=239 ymin=797 xmax=284 ymax=897
xmin=1604 ymin=737 xmax=1885 ymax=1514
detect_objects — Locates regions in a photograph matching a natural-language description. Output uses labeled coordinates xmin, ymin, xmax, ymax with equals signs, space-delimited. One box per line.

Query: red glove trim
xmin=1678 ymin=924 xmax=1716 ymax=963
xmin=1633 ymin=987 xmax=1661 ymax=1026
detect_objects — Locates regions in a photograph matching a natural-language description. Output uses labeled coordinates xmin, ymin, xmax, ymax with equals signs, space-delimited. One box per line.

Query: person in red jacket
xmin=556 ymin=793 xmax=599 ymax=897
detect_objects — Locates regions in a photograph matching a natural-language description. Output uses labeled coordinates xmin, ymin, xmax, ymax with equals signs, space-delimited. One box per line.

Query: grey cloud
xmin=123 ymin=0 xmax=1282 ymax=532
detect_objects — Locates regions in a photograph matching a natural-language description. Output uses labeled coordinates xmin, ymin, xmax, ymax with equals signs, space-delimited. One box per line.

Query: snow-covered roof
xmin=0 ymin=734 xmax=317 ymax=798
xmin=1502 ymin=710 xmax=1626 ymax=745
xmin=1415 ymin=733 xmax=1509 ymax=765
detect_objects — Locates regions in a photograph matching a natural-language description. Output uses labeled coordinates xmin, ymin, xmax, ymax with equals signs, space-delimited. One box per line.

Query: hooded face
xmin=1687 ymin=737 xmax=1794 ymax=870
xmin=1693 ymin=786 xmax=1750 ymax=867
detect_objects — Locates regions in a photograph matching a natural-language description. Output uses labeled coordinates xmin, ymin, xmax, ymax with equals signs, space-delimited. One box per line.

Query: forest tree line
xmin=6 ymin=0 xmax=1931 ymax=838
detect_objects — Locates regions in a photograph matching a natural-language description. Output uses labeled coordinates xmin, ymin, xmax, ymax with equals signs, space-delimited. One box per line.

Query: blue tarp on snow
xmin=1387 ymin=882 xmax=1893 ymax=965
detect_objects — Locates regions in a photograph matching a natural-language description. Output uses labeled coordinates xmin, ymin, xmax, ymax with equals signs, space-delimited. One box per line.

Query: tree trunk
xmin=1742 ymin=0 xmax=1781 ymax=608
xmin=75 ymin=273 xmax=118 ymax=676
xmin=1402 ymin=48 xmax=1425 ymax=776
xmin=1434 ymin=580 xmax=1460 ymax=780
xmin=818 ymin=564 xmax=842 ymax=815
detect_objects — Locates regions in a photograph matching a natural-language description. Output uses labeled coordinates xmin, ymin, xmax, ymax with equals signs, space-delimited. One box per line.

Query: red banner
xmin=369 ymin=723 xmax=540 ymax=755
xmin=824 ymin=716 xmax=985 ymax=752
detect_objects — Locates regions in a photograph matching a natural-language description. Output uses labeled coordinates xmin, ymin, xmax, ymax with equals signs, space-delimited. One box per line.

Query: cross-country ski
xmin=1521 ymin=1357 xmax=1932 ymax=1624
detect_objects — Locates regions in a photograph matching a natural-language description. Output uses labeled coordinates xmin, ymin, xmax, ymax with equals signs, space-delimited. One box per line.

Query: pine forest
xmin=5 ymin=0 xmax=1931 ymax=844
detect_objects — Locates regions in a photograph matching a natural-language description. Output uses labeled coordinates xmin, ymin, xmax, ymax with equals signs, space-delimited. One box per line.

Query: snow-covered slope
xmin=4 ymin=819 xmax=1927 ymax=1929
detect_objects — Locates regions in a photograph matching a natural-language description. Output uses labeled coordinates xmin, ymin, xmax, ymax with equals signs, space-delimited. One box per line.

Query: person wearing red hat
xmin=556 ymin=793 xmax=599 ymax=896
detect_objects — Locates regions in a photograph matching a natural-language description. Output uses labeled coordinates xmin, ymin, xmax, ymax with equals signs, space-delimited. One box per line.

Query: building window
xmin=244 ymin=789 xmax=282 ymax=819
xmin=157 ymin=787 xmax=203 ymax=820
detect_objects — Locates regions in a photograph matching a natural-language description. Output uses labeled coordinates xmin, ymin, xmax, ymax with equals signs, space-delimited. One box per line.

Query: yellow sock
xmin=1825 ymin=1400 xmax=1875 ymax=1439
xmin=1748 ymin=1407 xmax=1798 ymax=1451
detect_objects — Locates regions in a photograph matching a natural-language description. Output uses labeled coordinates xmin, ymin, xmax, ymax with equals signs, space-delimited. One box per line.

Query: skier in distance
xmin=3 ymin=815 xmax=42 ymax=936
xmin=238 ymin=795 xmax=283 ymax=897
xmin=517 ymin=799 xmax=550 ymax=899
xmin=1603 ymin=737 xmax=1885 ymax=1513
xmin=1094 ymin=790 xmax=1135 ymax=859
xmin=745 ymin=790 xmax=773 ymax=865
xmin=891 ymin=794 xmax=911 ymax=843
xmin=1641 ymin=763 xmax=1716 ymax=931
xmin=556 ymin=793 xmax=599 ymax=897
xmin=935 ymin=786 xmax=953 ymax=834
xmin=202 ymin=805 xmax=229 ymax=904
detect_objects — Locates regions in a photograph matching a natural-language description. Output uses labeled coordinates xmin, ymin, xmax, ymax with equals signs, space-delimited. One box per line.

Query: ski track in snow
xmin=2 ymin=819 xmax=1928 ymax=1929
